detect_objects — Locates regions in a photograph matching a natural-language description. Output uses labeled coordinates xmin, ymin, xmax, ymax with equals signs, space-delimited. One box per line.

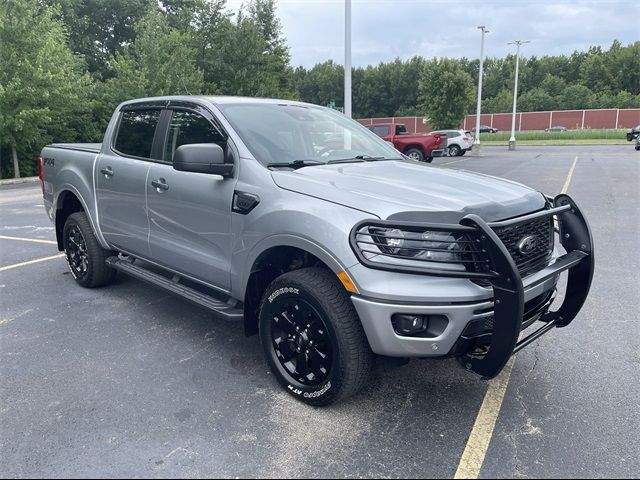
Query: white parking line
xmin=0 ymin=254 xmax=65 ymax=272
xmin=441 ymin=157 xmax=472 ymax=166
xmin=0 ymin=235 xmax=57 ymax=245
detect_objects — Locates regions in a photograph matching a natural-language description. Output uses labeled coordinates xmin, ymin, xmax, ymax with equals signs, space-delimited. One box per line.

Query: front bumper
xmin=350 ymin=194 xmax=594 ymax=379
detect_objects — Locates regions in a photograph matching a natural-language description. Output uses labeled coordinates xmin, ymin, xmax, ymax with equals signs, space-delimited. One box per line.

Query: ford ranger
xmin=364 ymin=122 xmax=444 ymax=162
xmin=39 ymin=96 xmax=594 ymax=406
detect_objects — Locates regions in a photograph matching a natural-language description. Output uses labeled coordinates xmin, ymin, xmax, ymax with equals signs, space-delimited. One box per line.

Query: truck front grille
xmin=492 ymin=216 xmax=554 ymax=277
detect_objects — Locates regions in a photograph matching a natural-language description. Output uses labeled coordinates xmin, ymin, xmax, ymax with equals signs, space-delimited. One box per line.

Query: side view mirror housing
xmin=173 ymin=143 xmax=234 ymax=177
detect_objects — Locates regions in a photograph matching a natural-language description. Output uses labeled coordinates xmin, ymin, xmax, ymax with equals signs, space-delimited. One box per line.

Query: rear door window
xmin=370 ymin=125 xmax=391 ymax=137
xmin=114 ymin=109 xmax=162 ymax=159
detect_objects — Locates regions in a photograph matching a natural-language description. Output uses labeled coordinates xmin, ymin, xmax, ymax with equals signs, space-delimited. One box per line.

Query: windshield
xmin=218 ymin=102 xmax=402 ymax=166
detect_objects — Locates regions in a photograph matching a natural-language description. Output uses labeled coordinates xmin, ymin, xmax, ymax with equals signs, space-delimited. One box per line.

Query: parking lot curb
xmin=0 ymin=176 xmax=39 ymax=186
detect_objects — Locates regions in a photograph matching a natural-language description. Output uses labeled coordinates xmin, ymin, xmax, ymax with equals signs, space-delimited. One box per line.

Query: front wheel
xmin=259 ymin=268 xmax=374 ymax=406
xmin=448 ymin=145 xmax=461 ymax=157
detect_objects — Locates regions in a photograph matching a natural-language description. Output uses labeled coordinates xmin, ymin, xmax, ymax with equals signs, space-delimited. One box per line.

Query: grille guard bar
xmin=350 ymin=194 xmax=594 ymax=379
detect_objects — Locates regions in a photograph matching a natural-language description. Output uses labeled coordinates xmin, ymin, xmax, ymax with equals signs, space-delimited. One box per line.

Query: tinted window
xmin=164 ymin=110 xmax=226 ymax=163
xmin=370 ymin=125 xmax=390 ymax=137
xmin=447 ymin=132 xmax=458 ymax=138
xmin=114 ymin=109 xmax=161 ymax=158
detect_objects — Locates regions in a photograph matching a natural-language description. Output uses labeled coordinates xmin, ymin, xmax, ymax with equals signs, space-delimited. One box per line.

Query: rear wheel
xmin=63 ymin=212 xmax=116 ymax=288
xmin=448 ymin=144 xmax=461 ymax=157
xmin=259 ymin=268 xmax=374 ymax=406
xmin=405 ymin=148 xmax=424 ymax=162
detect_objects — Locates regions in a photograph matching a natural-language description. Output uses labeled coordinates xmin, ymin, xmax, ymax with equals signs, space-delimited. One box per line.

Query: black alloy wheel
xmin=66 ymin=225 xmax=89 ymax=279
xmin=269 ymin=296 xmax=333 ymax=386
xmin=63 ymin=212 xmax=117 ymax=288
xmin=259 ymin=268 xmax=374 ymax=406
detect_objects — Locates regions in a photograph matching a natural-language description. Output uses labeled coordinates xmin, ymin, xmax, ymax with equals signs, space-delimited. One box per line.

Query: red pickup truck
xmin=365 ymin=123 xmax=445 ymax=162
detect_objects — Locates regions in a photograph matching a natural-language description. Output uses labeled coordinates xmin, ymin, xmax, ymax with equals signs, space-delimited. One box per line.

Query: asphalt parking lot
xmin=1 ymin=144 xmax=638 ymax=478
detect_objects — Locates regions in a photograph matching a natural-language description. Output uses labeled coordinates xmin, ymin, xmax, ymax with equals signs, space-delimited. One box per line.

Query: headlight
xmin=371 ymin=227 xmax=467 ymax=262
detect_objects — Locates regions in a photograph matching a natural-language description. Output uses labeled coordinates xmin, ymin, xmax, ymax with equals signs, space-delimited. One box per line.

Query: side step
xmin=106 ymin=256 xmax=244 ymax=320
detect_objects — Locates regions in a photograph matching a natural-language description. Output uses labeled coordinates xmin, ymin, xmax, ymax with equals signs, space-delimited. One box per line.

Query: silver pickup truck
xmin=39 ymin=96 xmax=594 ymax=406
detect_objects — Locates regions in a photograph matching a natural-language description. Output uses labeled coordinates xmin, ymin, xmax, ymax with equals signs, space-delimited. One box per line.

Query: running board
xmin=106 ymin=256 xmax=243 ymax=320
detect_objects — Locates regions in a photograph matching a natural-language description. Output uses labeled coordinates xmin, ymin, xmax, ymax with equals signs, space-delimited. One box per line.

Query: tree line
xmin=1 ymin=0 xmax=638 ymax=177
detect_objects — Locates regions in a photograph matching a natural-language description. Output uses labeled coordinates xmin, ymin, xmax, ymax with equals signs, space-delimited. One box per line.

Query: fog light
xmin=392 ymin=314 xmax=429 ymax=336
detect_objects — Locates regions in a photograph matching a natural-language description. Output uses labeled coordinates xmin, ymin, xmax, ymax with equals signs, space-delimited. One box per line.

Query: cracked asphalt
xmin=1 ymin=144 xmax=639 ymax=478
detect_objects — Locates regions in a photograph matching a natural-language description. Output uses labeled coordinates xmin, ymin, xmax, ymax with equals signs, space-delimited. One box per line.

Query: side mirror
xmin=173 ymin=143 xmax=234 ymax=177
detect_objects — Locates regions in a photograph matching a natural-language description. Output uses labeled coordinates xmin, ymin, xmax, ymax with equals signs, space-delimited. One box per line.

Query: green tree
xmin=0 ymin=0 xmax=96 ymax=178
xmin=99 ymin=6 xmax=205 ymax=127
xmin=294 ymin=60 xmax=343 ymax=107
xmin=418 ymin=59 xmax=473 ymax=129
xmin=46 ymin=0 xmax=152 ymax=78
xmin=561 ymin=84 xmax=595 ymax=110
xmin=518 ymin=88 xmax=556 ymax=112
xmin=482 ymin=89 xmax=513 ymax=114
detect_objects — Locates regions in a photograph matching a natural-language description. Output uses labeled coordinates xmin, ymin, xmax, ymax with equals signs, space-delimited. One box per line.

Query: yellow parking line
xmin=454 ymin=359 xmax=514 ymax=479
xmin=0 ymin=235 xmax=57 ymax=245
xmin=0 ymin=254 xmax=65 ymax=272
xmin=454 ymin=156 xmax=579 ymax=479
xmin=562 ymin=156 xmax=578 ymax=194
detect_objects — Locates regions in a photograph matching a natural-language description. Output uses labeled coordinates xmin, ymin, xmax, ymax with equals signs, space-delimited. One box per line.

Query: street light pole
xmin=474 ymin=26 xmax=489 ymax=154
xmin=344 ymin=0 xmax=352 ymax=118
xmin=508 ymin=40 xmax=530 ymax=150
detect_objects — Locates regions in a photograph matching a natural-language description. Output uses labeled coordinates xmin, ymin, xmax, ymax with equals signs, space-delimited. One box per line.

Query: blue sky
xmin=228 ymin=0 xmax=639 ymax=67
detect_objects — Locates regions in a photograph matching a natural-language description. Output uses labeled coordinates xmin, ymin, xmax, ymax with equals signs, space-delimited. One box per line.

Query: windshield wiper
xmin=327 ymin=155 xmax=399 ymax=164
xmin=267 ymin=159 xmax=324 ymax=169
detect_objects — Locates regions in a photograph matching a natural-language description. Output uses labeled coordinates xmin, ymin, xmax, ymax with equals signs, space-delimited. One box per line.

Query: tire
xmin=460 ymin=149 xmax=466 ymax=156
xmin=425 ymin=156 xmax=433 ymax=163
xmin=405 ymin=148 xmax=424 ymax=162
xmin=259 ymin=267 xmax=374 ymax=406
xmin=63 ymin=212 xmax=117 ymax=288
xmin=448 ymin=144 xmax=461 ymax=157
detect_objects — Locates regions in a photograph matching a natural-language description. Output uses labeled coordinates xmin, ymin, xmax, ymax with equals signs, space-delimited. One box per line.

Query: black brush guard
xmin=349 ymin=194 xmax=594 ymax=379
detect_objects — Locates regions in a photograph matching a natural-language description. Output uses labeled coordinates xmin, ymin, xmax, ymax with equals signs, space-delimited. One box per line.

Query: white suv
xmin=432 ymin=130 xmax=474 ymax=157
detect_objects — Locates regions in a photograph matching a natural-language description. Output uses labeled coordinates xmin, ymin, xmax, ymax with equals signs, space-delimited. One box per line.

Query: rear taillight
xmin=463 ymin=136 xmax=470 ymax=141
xmin=37 ymin=156 xmax=44 ymax=193
xmin=434 ymin=135 xmax=441 ymax=145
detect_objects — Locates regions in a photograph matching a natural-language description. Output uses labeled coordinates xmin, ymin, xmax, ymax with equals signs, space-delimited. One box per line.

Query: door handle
xmin=100 ymin=166 xmax=114 ymax=178
xmin=151 ymin=179 xmax=169 ymax=192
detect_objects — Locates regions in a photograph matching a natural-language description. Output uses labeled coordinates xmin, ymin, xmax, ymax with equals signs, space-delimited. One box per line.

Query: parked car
xmin=431 ymin=129 xmax=474 ymax=157
xmin=545 ymin=126 xmax=567 ymax=132
xmin=39 ymin=96 xmax=594 ymax=406
xmin=635 ymin=135 xmax=640 ymax=150
xmin=365 ymin=123 xmax=444 ymax=162
xmin=479 ymin=125 xmax=499 ymax=133
xmin=626 ymin=124 xmax=640 ymax=141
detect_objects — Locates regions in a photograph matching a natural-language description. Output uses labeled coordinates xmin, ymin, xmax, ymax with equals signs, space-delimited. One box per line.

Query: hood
xmin=271 ymin=160 xmax=546 ymax=222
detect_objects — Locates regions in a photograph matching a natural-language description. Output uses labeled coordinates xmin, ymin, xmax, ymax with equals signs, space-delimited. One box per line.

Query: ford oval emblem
xmin=517 ymin=235 xmax=538 ymax=255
